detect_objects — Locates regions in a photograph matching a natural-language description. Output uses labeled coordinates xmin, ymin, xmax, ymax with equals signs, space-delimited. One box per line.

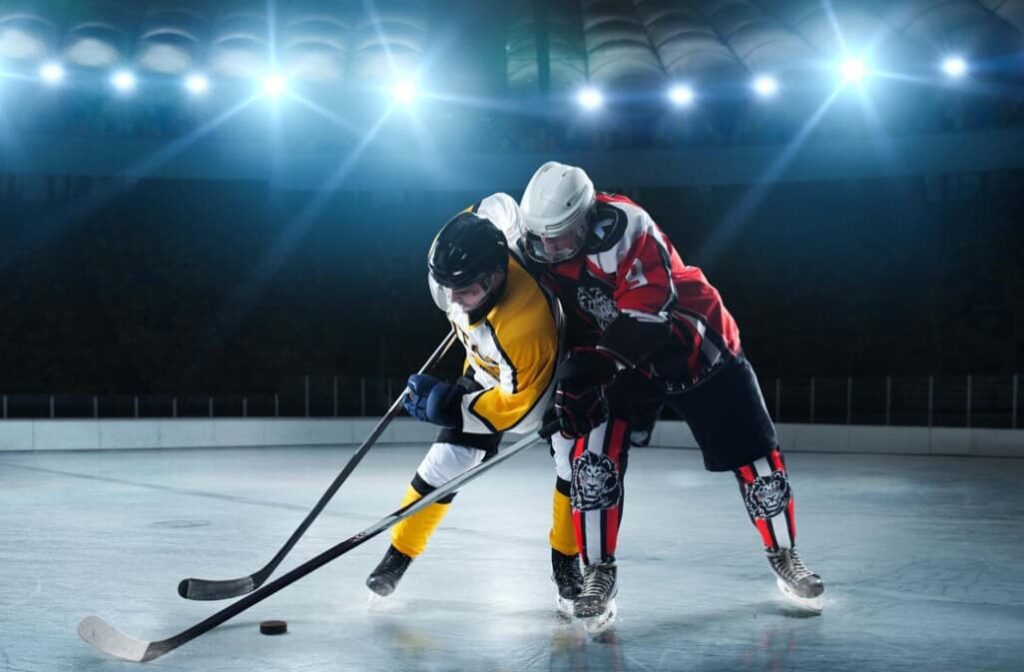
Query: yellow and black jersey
xmin=448 ymin=193 xmax=563 ymax=435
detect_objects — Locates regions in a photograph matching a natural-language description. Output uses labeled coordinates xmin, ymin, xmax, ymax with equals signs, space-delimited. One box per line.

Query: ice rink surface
xmin=1 ymin=442 xmax=1023 ymax=672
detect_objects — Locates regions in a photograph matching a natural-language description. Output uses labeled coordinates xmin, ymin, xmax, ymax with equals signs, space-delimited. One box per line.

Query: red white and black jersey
xmin=534 ymin=193 xmax=742 ymax=385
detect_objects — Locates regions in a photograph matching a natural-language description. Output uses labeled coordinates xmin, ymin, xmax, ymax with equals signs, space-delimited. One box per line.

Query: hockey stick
xmin=79 ymin=423 xmax=556 ymax=663
xmin=177 ymin=329 xmax=457 ymax=601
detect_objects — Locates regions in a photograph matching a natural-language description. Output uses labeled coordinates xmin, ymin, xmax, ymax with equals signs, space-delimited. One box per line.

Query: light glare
xmin=184 ymin=73 xmax=209 ymax=95
xmin=577 ymin=86 xmax=603 ymax=110
xmin=839 ymin=58 xmax=867 ymax=83
xmin=942 ymin=56 xmax=967 ymax=78
xmin=111 ymin=70 xmax=136 ymax=92
xmin=262 ymin=74 xmax=287 ymax=97
xmin=392 ymin=80 xmax=418 ymax=105
xmin=752 ymin=75 xmax=778 ymax=98
xmin=668 ymin=84 xmax=695 ymax=107
xmin=39 ymin=62 xmax=65 ymax=84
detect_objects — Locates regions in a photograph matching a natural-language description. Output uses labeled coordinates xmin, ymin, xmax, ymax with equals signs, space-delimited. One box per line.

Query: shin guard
xmin=569 ymin=418 xmax=630 ymax=566
xmin=734 ymin=448 xmax=796 ymax=551
xmin=390 ymin=483 xmax=452 ymax=558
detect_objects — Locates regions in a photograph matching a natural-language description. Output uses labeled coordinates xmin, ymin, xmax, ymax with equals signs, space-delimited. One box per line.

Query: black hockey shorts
xmin=435 ymin=376 xmax=503 ymax=454
xmin=605 ymin=368 xmax=666 ymax=446
xmin=665 ymin=355 xmax=778 ymax=472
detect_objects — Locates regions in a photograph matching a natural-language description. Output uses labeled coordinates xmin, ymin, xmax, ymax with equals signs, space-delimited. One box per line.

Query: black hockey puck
xmin=259 ymin=620 xmax=288 ymax=635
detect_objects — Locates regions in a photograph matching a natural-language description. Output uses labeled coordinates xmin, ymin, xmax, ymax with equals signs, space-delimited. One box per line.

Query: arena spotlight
xmin=667 ymin=84 xmax=695 ymax=107
xmin=39 ymin=61 xmax=65 ymax=85
xmin=942 ymin=56 xmax=968 ymax=78
xmin=752 ymin=75 xmax=778 ymax=98
xmin=110 ymin=70 xmax=136 ymax=92
xmin=184 ymin=73 xmax=210 ymax=95
xmin=261 ymin=73 xmax=287 ymax=98
xmin=577 ymin=86 xmax=603 ymax=111
xmin=839 ymin=57 xmax=868 ymax=84
xmin=392 ymin=79 xmax=418 ymax=105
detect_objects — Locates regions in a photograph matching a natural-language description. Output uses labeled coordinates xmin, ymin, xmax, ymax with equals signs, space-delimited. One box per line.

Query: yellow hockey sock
xmin=391 ymin=485 xmax=451 ymax=558
xmin=549 ymin=487 xmax=579 ymax=556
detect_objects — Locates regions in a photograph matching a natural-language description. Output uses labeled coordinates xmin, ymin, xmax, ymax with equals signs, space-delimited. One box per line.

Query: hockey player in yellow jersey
xmin=365 ymin=193 xmax=582 ymax=612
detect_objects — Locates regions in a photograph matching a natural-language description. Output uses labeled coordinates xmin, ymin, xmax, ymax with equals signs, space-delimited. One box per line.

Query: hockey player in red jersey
xmin=516 ymin=161 xmax=825 ymax=625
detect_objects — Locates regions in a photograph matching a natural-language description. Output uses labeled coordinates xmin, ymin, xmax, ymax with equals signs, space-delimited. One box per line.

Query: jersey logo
xmin=576 ymin=286 xmax=619 ymax=330
xmin=571 ymin=452 xmax=621 ymax=511
xmin=742 ymin=471 xmax=792 ymax=519
xmin=455 ymin=325 xmax=501 ymax=376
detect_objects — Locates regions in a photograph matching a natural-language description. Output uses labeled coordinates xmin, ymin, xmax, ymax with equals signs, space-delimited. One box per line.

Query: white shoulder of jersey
xmin=590 ymin=199 xmax=658 ymax=275
xmin=476 ymin=192 xmax=525 ymax=250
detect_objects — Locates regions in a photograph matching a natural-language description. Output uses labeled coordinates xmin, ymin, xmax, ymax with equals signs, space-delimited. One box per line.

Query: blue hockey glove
xmin=403 ymin=374 xmax=463 ymax=428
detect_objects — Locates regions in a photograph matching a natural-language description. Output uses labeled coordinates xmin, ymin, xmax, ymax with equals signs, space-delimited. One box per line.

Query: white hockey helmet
xmin=519 ymin=161 xmax=596 ymax=263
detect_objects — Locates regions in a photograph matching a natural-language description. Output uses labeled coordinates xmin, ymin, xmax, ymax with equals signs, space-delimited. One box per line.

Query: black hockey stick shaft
xmin=79 ymin=423 xmax=557 ymax=663
xmin=178 ymin=329 xmax=457 ymax=600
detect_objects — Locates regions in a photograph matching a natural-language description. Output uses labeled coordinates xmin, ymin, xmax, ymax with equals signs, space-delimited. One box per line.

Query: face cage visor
xmin=429 ymin=269 xmax=501 ymax=314
xmin=520 ymin=201 xmax=591 ymax=264
xmin=522 ymin=222 xmax=588 ymax=264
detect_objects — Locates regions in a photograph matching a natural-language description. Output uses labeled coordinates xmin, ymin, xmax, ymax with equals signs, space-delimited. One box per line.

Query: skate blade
xmin=580 ymin=599 xmax=617 ymax=636
xmin=555 ymin=595 xmax=575 ymax=620
xmin=776 ymin=578 xmax=824 ymax=613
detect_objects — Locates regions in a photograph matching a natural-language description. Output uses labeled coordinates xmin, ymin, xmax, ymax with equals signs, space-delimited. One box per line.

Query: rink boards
xmin=0 ymin=417 xmax=1022 ymax=457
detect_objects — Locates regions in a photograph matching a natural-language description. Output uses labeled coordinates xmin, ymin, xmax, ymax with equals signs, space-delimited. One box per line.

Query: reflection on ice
xmin=0 ymin=445 xmax=1022 ymax=671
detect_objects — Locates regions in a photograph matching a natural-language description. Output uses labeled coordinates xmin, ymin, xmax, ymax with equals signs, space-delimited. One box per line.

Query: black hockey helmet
xmin=428 ymin=210 xmax=509 ymax=313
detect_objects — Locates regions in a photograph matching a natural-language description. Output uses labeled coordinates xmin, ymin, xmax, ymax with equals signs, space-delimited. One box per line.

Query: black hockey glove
xmin=554 ymin=348 xmax=618 ymax=439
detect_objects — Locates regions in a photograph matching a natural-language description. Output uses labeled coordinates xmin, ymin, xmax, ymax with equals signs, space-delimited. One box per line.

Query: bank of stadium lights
xmin=667 ymin=83 xmax=695 ymax=107
xmin=577 ymin=86 xmax=603 ymax=111
xmin=752 ymin=75 xmax=778 ymax=99
xmin=184 ymin=73 xmax=209 ymax=95
xmin=19 ymin=57 xmax=984 ymax=107
xmin=261 ymin=73 xmax=287 ymax=98
xmin=39 ymin=61 xmax=64 ymax=85
xmin=110 ymin=69 xmax=136 ymax=93
xmin=942 ymin=56 xmax=968 ymax=78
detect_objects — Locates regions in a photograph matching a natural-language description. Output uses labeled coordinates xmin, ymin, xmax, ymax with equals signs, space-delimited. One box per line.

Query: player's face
xmin=524 ymin=218 xmax=588 ymax=264
xmin=448 ymin=282 xmax=488 ymax=310
xmin=541 ymin=234 xmax=578 ymax=259
xmin=443 ymin=269 xmax=501 ymax=312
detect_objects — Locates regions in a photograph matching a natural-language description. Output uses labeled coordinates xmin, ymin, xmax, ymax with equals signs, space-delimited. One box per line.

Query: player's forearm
xmin=459 ymin=386 xmax=546 ymax=434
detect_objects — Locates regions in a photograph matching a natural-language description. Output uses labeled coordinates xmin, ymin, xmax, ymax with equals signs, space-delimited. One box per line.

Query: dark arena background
xmin=1 ymin=1 xmax=1023 ymax=671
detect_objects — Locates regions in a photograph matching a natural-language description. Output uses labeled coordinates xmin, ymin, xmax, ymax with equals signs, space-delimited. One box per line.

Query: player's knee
xmin=553 ymin=450 xmax=572 ymax=482
xmin=417 ymin=441 xmax=485 ymax=486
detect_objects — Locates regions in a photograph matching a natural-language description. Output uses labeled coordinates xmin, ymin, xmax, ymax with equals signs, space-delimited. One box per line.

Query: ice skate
xmin=551 ymin=549 xmax=583 ymax=618
xmin=767 ymin=548 xmax=824 ymax=612
xmin=366 ymin=545 xmax=413 ymax=605
xmin=575 ymin=562 xmax=618 ymax=634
